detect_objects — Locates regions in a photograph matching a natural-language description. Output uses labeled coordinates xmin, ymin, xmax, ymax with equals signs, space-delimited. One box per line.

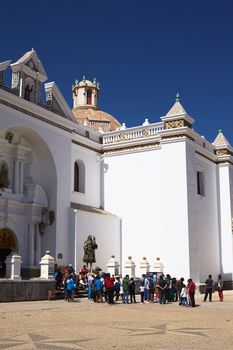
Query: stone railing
xmin=102 ymin=122 xmax=164 ymax=145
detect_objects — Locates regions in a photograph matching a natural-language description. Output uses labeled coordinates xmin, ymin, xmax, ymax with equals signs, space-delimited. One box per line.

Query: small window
xmin=74 ymin=162 xmax=79 ymax=192
xmin=74 ymin=160 xmax=85 ymax=193
xmin=87 ymin=90 xmax=92 ymax=105
xmin=197 ymin=171 xmax=205 ymax=196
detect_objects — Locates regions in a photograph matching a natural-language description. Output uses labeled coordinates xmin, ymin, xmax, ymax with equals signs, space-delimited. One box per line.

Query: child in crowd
xmin=180 ymin=284 xmax=188 ymax=306
xmin=140 ymin=281 xmax=145 ymax=303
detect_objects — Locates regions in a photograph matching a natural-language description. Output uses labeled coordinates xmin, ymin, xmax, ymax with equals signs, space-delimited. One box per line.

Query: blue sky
xmin=1 ymin=0 xmax=233 ymax=145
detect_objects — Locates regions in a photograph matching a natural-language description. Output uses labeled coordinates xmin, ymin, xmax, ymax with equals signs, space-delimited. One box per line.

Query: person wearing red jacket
xmin=104 ymin=273 xmax=115 ymax=304
xmin=187 ymin=278 xmax=196 ymax=307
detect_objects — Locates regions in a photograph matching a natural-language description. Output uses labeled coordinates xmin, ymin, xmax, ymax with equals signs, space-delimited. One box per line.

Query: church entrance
xmin=0 ymin=228 xmax=17 ymax=277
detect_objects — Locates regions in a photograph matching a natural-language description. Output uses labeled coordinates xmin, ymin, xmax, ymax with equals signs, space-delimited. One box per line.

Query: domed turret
xmin=72 ymin=75 xmax=99 ymax=109
xmin=72 ymin=76 xmax=121 ymax=132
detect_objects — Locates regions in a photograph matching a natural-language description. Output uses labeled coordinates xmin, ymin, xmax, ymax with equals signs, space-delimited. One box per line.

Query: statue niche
xmin=0 ymin=163 xmax=10 ymax=188
xmin=24 ymin=85 xmax=34 ymax=101
xmin=24 ymin=77 xmax=35 ymax=102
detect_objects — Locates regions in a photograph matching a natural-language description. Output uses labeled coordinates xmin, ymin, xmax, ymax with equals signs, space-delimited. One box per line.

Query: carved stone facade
xmin=216 ymin=149 xmax=229 ymax=156
xmin=165 ymin=119 xmax=185 ymax=129
xmin=0 ymin=49 xmax=232 ymax=285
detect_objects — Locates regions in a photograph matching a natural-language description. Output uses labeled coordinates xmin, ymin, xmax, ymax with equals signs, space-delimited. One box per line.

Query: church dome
xmin=73 ymin=107 xmax=121 ymax=132
xmin=72 ymin=76 xmax=121 ymax=132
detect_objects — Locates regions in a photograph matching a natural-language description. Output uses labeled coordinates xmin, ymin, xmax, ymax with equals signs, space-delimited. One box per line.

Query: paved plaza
xmin=0 ymin=291 xmax=233 ymax=350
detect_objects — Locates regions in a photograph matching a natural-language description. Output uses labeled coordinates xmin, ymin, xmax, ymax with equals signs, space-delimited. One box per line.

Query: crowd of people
xmin=53 ymin=264 xmax=224 ymax=305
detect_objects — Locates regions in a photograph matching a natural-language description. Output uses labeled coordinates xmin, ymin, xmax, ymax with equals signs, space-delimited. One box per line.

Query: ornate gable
xmin=13 ymin=49 xmax=47 ymax=80
xmin=10 ymin=49 xmax=47 ymax=104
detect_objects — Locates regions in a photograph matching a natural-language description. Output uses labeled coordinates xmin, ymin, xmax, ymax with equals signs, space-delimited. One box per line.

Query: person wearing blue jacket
xmin=66 ymin=275 xmax=76 ymax=302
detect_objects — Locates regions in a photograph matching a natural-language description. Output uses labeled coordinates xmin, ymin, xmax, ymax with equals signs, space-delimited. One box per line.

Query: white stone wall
xmin=186 ymin=142 xmax=220 ymax=282
xmin=218 ymin=163 xmax=233 ymax=280
xmin=103 ymin=140 xmax=191 ymax=279
xmin=71 ymin=144 xmax=101 ymax=207
xmin=0 ymin=96 xmax=72 ymax=267
xmin=72 ymin=209 xmax=121 ymax=273
xmin=75 ymin=87 xmax=86 ymax=107
xmin=229 ymin=165 xmax=233 ymax=224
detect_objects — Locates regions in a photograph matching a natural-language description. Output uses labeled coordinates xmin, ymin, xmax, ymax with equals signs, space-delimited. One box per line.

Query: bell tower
xmin=10 ymin=49 xmax=47 ymax=104
xmin=72 ymin=76 xmax=100 ymax=109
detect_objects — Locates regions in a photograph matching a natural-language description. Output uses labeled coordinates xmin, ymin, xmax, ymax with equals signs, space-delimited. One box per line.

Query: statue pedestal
xmin=5 ymin=252 xmax=22 ymax=280
xmin=124 ymin=256 xmax=136 ymax=278
xmin=153 ymin=257 xmax=164 ymax=274
xmin=39 ymin=250 xmax=55 ymax=280
xmin=139 ymin=256 xmax=150 ymax=276
xmin=107 ymin=255 xmax=120 ymax=276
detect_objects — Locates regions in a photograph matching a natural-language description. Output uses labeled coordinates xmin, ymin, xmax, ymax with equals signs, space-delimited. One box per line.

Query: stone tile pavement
xmin=0 ymin=291 xmax=233 ymax=349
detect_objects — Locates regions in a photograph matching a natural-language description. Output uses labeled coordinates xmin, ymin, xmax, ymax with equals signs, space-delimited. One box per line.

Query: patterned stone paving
xmin=0 ymin=292 xmax=233 ymax=349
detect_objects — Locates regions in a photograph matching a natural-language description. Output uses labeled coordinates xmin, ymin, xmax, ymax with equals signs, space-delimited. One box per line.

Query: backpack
xmin=115 ymin=280 xmax=120 ymax=292
xmin=149 ymin=278 xmax=154 ymax=289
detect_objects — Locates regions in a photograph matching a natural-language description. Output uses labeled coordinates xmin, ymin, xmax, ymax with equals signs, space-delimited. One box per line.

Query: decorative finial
xmin=218 ymin=128 xmax=222 ymax=134
xmin=83 ymin=75 xmax=86 ymax=82
xmin=93 ymin=77 xmax=97 ymax=85
xmin=75 ymin=79 xmax=79 ymax=85
xmin=176 ymin=92 xmax=180 ymax=102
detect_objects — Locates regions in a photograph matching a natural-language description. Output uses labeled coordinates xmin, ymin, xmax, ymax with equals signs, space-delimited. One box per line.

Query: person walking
xmin=217 ymin=274 xmax=224 ymax=302
xmin=204 ymin=274 xmax=213 ymax=302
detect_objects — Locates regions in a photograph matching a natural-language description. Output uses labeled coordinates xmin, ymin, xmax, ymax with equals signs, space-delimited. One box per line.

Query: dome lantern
xmin=72 ymin=76 xmax=99 ymax=109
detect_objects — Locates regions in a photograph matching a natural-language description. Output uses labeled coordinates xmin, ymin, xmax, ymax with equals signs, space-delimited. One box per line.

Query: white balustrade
xmin=102 ymin=122 xmax=164 ymax=145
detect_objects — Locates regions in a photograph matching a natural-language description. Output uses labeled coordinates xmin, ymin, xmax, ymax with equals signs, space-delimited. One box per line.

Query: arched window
xmin=74 ymin=160 xmax=85 ymax=193
xmin=87 ymin=90 xmax=92 ymax=105
xmin=74 ymin=162 xmax=79 ymax=192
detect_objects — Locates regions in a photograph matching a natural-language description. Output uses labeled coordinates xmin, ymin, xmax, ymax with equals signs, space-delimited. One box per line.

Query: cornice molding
xmin=103 ymin=141 xmax=160 ymax=155
xmin=72 ymin=139 xmax=102 ymax=153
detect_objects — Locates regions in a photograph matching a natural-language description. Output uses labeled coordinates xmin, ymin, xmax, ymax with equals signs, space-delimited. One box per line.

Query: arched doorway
xmin=0 ymin=228 xmax=17 ymax=277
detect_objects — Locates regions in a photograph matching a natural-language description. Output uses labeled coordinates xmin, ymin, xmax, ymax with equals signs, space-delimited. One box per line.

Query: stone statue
xmin=83 ymin=235 xmax=98 ymax=270
xmin=0 ymin=163 xmax=10 ymax=188
xmin=24 ymin=84 xmax=34 ymax=101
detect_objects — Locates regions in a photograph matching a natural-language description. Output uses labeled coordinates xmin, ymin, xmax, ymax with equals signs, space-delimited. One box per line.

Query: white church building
xmin=0 ymin=50 xmax=232 ymax=284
